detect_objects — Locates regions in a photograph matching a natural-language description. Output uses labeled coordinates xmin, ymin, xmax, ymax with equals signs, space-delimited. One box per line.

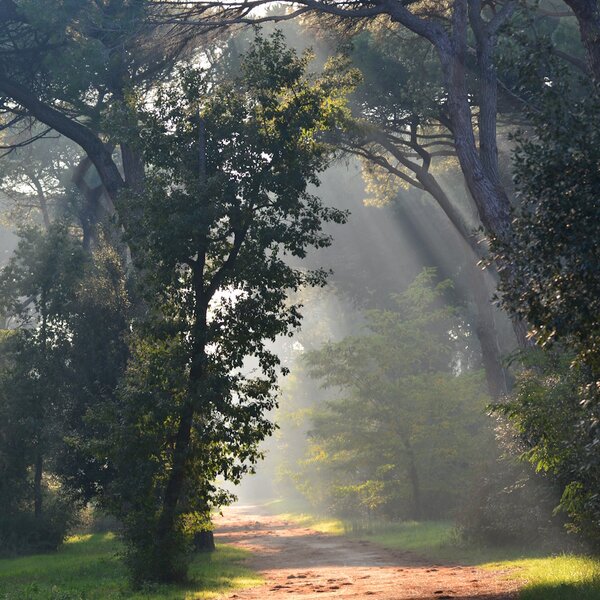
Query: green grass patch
xmin=0 ymin=532 xmax=262 ymax=600
xmin=486 ymin=554 xmax=600 ymax=600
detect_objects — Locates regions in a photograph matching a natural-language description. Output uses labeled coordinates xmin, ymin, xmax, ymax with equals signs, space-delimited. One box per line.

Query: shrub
xmin=0 ymin=488 xmax=78 ymax=556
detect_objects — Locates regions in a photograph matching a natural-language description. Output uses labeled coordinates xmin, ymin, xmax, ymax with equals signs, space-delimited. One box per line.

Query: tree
xmin=327 ymin=27 xmax=513 ymax=396
xmin=303 ymin=269 xmax=493 ymax=521
xmin=84 ymin=33 xmax=350 ymax=584
xmin=494 ymin=350 xmax=600 ymax=547
xmin=0 ymin=224 xmax=85 ymax=553
xmin=0 ymin=208 xmax=130 ymax=552
xmin=491 ymin=41 xmax=600 ymax=543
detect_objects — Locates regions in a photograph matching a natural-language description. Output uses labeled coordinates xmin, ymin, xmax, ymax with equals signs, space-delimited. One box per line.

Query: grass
xmin=265 ymin=499 xmax=600 ymax=600
xmin=490 ymin=555 xmax=600 ymax=600
xmin=0 ymin=533 xmax=262 ymax=600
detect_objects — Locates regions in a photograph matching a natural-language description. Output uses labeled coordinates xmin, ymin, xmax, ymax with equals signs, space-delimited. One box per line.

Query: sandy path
xmin=214 ymin=506 xmax=521 ymax=600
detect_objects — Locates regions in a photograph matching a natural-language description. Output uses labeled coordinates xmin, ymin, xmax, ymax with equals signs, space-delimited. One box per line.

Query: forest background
xmin=0 ymin=0 xmax=599 ymax=591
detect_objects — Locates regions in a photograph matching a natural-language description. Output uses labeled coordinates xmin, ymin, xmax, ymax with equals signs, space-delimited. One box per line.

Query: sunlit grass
xmin=0 ymin=532 xmax=262 ymax=600
xmin=276 ymin=512 xmax=345 ymax=535
xmin=481 ymin=554 xmax=600 ymax=600
xmin=356 ymin=520 xmax=456 ymax=554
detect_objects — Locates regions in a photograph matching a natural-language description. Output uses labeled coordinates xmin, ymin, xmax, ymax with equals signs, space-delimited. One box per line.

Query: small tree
xmin=91 ymin=32 xmax=350 ymax=584
xmin=0 ymin=225 xmax=86 ymax=553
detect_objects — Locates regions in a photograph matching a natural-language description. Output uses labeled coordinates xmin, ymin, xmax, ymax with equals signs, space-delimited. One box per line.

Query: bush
xmin=458 ymin=457 xmax=567 ymax=548
xmin=493 ymin=350 xmax=600 ymax=549
xmin=0 ymin=489 xmax=79 ymax=556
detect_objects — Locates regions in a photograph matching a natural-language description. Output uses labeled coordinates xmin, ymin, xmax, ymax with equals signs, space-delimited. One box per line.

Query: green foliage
xmin=458 ymin=451 xmax=566 ymax=548
xmin=0 ymin=224 xmax=129 ymax=556
xmin=491 ymin=18 xmax=600 ymax=548
xmin=0 ymin=134 xmax=82 ymax=228
xmin=0 ymin=225 xmax=85 ymax=555
xmin=495 ymin=82 xmax=600 ymax=363
xmin=0 ymin=489 xmax=77 ymax=558
xmin=348 ymin=29 xmax=444 ymax=126
xmin=298 ymin=269 xmax=493 ymax=521
xmin=494 ymin=350 xmax=600 ymax=547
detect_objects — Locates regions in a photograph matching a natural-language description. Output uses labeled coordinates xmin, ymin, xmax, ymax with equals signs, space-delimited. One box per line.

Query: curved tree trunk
xmin=563 ymin=0 xmax=600 ymax=81
xmin=415 ymin=172 xmax=510 ymax=396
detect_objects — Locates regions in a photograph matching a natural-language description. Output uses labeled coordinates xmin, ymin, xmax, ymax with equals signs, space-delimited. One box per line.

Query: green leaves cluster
xmin=491 ymin=17 xmax=600 ymax=544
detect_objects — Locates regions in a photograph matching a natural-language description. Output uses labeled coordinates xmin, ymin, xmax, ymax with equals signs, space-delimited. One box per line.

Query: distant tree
xmin=303 ymin=270 xmax=493 ymax=521
xmin=0 ymin=0 xmax=210 ymax=237
xmin=84 ymin=33 xmax=350 ymax=584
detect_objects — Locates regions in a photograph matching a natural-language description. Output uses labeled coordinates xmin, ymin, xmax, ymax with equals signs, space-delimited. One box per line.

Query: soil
xmin=214 ymin=506 xmax=522 ymax=600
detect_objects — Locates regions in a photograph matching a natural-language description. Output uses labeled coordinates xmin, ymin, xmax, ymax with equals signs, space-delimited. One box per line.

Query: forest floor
xmin=214 ymin=506 xmax=520 ymax=600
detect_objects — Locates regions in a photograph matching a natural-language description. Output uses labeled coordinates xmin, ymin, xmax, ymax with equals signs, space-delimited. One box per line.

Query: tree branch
xmin=0 ymin=75 xmax=125 ymax=202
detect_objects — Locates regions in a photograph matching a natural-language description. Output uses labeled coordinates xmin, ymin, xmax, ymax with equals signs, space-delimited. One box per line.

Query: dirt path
xmin=215 ymin=506 xmax=521 ymax=600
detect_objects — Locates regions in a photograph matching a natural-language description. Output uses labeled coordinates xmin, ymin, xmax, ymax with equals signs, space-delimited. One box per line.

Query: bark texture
xmin=563 ymin=0 xmax=600 ymax=81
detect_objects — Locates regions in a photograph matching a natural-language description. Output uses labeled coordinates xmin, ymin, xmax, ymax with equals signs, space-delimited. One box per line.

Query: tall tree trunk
xmin=33 ymin=451 xmax=43 ymax=519
xmin=403 ymin=441 xmax=422 ymax=520
xmin=156 ymin=399 xmax=196 ymax=545
xmin=416 ymin=171 xmax=510 ymax=396
xmin=439 ymin=4 xmax=513 ymax=245
xmin=156 ymin=295 xmax=209 ymax=578
xmin=155 ymin=125 xmax=212 ymax=562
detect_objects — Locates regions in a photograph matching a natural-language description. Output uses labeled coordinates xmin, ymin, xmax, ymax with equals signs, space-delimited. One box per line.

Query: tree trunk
xmin=416 ymin=171 xmax=510 ymax=396
xmin=439 ymin=29 xmax=512 ymax=245
xmin=193 ymin=529 xmax=215 ymax=552
xmin=156 ymin=296 xmax=209 ymax=579
xmin=156 ymin=400 xmax=195 ymax=544
xmin=31 ymin=176 xmax=51 ymax=230
xmin=33 ymin=451 xmax=43 ymax=519
xmin=405 ymin=443 xmax=422 ymax=520
xmin=468 ymin=261 xmax=510 ymax=397
xmin=156 ymin=128 xmax=212 ymax=567
xmin=563 ymin=0 xmax=600 ymax=81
